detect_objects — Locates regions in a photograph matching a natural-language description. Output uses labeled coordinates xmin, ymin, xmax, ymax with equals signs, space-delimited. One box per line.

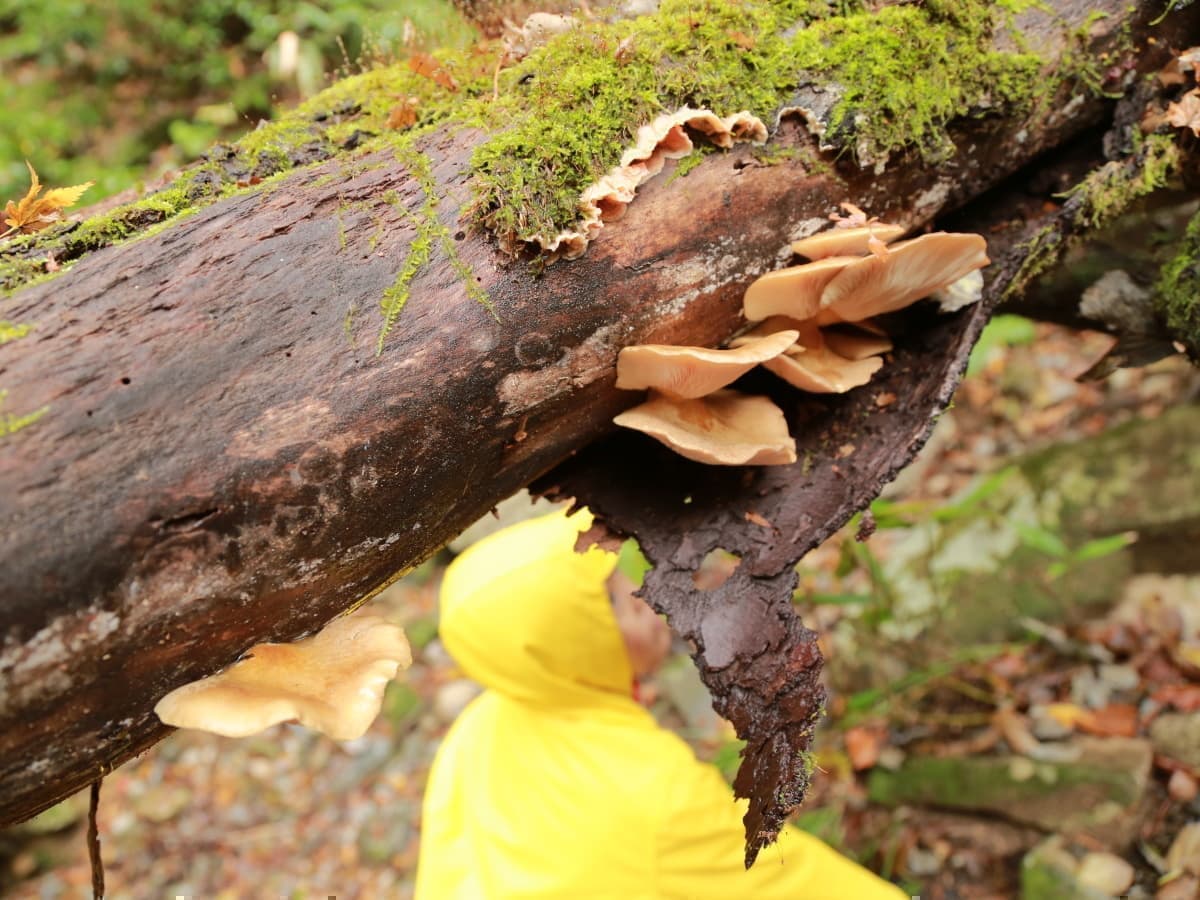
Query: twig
xmin=87 ymin=778 xmax=104 ymax=899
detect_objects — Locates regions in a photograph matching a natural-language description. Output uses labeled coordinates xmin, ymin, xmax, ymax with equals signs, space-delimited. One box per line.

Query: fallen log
xmin=0 ymin=0 xmax=1195 ymax=849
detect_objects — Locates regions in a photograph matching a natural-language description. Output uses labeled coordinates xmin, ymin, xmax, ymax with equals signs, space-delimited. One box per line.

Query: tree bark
xmin=0 ymin=0 xmax=1194 ymax=832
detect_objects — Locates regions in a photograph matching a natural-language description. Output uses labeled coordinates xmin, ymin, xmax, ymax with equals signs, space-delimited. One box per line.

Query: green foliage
xmin=1154 ymin=206 xmax=1200 ymax=362
xmin=0 ymin=0 xmax=474 ymax=200
xmin=967 ymin=314 xmax=1037 ymax=375
xmin=0 ymin=387 xmax=48 ymax=439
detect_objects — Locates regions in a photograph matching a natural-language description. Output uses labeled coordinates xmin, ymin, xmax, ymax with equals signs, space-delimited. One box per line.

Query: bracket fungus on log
xmin=154 ymin=609 xmax=411 ymax=741
xmin=576 ymin=212 xmax=993 ymax=864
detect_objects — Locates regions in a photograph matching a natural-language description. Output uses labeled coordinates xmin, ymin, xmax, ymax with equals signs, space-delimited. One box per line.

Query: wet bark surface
xmin=0 ymin=0 xmax=1194 ymax=854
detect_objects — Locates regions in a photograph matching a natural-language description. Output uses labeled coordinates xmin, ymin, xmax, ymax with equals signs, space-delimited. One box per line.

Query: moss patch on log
xmin=1154 ymin=205 xmax=1200 ymax=362
xmin=1007 ymin=132 xmax=1181 ymax=300
xmin=2 ymin=0 xmax=1102 ymax=333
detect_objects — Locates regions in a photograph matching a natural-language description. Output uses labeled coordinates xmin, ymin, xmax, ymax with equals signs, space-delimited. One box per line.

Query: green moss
xmin=1154 ymin=206 xmax=1200 ymax=362
xmin=1008 ymin=133 xmax=1180 ymax=301
xmin=1063 ymin=133 xmax=1179 ymax=231
xmin=470 ymin=0 xmax=1047 ymax=243
xmin=0 ymin=388 xmax=48 ymax=440
xmin=0 ymin=320 xmax=30 ymax=344
xmin=373 ymin=143 xmax=492 ymax=353
xmin=4 ymin=0 xmax=1078 ymax=325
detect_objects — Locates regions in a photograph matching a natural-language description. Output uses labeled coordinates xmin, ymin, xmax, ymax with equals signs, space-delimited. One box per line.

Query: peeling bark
xmin=0 ymin=0 xmax=1195 ymax=856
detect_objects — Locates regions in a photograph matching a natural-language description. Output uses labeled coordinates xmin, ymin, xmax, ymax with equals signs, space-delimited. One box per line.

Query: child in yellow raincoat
xmin=415 ymin=508 xmax=905 ymax=899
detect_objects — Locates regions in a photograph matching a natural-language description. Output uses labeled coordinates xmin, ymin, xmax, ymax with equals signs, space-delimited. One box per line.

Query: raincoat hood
xmin=417 ymin=509 xmax=907 ymax=900
xmin=438 ymin=508 xmax=632 ymax=710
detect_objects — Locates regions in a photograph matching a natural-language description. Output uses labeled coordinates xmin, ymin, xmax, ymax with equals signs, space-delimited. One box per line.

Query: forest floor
xmin=4 ymin=322 xmax=1200 ymax=900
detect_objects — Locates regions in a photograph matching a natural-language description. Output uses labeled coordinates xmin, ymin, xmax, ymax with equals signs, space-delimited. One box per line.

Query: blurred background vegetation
xmin=0 ymin=0 xmax=475 ymax=203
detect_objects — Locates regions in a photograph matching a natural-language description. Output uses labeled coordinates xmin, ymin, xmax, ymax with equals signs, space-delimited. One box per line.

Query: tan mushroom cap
xmin=761 ymin=323 xmax=885 ymax=393
xmin=154 ymin=609 xmax=412 ymax=740
xmin=613 ymin=388 xmax=796 ymax=465
xmin=790 ymin=223 xmax=906 ymax=260
xmin=743 ymin=255 xmax=859 ymax=322
xmin=615 ymin=328 xmax=799 ymax=398
xmin=820 ymin=232 xmax=990 ymax=322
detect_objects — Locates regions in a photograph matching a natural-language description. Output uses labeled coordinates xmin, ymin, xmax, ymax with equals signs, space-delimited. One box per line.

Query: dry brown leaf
xmin=1153 ymin=683 xmax=1200 ymax=712
xmin=386 ymin=97 xmax=420 ymax=131
xmin=408 ymin=53 xmax=458 ymax=91
xmin=844 ymin=724 xmax=887 ymax=771
xmin=3 ymin=162 xmax=93 ymax=236
xmin=1078 ymin=703 xmax=1140 ymax=738
xmin=1166 ymin=89 xmax=1200 ymax=136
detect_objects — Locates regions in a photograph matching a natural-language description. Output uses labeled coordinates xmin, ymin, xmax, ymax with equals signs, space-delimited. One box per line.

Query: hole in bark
xmin=692 ymin=548 xmax=741 ymax=591
xmin=454 ymin=230 xmax=465 ymax=241
xmin=119 ymin=377 xmax=130 ymax=385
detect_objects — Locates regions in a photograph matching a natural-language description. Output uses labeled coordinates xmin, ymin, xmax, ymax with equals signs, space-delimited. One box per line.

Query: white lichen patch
xmin=530 ymin=107 xmax=768 ymax=259
xmin=0 ymin=607 xmax=122 ymax=716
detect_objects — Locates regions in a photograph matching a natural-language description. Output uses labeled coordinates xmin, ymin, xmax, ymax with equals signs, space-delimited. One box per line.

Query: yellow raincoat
xmin=415 ymin=510 xmax=904 ymax=899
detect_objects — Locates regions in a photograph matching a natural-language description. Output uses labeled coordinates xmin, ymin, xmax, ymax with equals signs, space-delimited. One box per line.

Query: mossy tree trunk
xmin=0 ymin=0 xmax=1196 ymax=853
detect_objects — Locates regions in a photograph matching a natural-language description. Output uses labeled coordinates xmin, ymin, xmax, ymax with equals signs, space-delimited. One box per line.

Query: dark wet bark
xmin=0 ymin=0 xmax=1195 ymax=862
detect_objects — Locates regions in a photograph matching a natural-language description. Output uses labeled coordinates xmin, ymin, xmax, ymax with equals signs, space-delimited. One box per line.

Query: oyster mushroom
xmin=820 ymin=232 xmax=990 ymax=322
xmin=615 ymin=328 xmax=799 ymax=398
xmin=743 ymin=256 xmax=860 ymax=322
xmin=790 ymin=223 xmax=906 ymax=260
xmin=613 ymin=389 xmax=796 ymax=465
xmin=154 ymin=608 xmax=412 ymax=740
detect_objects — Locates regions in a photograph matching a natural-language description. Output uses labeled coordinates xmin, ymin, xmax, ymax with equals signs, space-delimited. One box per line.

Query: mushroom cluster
xmin=154 ymin=607 xmax=412 ymax=741
xmin=613 ymin=209 xmax=990 ymax=463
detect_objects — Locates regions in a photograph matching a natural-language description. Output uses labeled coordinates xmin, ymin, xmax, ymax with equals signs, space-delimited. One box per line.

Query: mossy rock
xmin=867 ymin=737 xmax=1152 ymax=845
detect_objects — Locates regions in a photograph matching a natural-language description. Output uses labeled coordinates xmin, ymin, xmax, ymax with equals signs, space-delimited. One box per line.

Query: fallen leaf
xmin=408 ymin=53 xmax=458 ymax=91
xmin=3 ymin=162 xmax=93 ymax=236
xmin=1044 ymin=702 xmax=1090 ymax=731
xmin=386 ymin=97 xmax=420 ymax=131
xmin=727 ymin=30 xmax=755 ymax=50
xmin=1166 ymin=89 xmax=1200 ymax=136
xmin=874 ymin=391 xmax=897 ymax=408
xmin=1153 ymin=683 xmax=1200 ymax=712
xmin=1075 ymin=703 xmax=1139 ymax=738
xmin=844 ymin=724 xmax=887 ymax=771
xmin=1180 ymin=46 xmax=1200 ymax=77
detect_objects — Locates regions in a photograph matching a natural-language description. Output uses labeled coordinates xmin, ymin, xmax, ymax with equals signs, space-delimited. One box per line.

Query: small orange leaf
xmin=844 ymin=724 xmax=887 ymax=771
xmin=386 ymin=97 xmax=421 ymax=131
xmin=3 ymin=162 xmax=93 ymax=236
xmin=1044 ymin=702 xmax=1090 ymax=731
xmin=408 ymin=53 xmax=458 ymax=92
xmin=744 ymin=511 xmax=773 ymax=529
xmin=1076 ymin=703 xmax=1139 ymax=738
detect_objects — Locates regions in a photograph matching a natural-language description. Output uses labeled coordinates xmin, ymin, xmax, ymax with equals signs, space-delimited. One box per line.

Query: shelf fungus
xmin=613 ymin=389 xmax=796 ymax=466
xmin=154 ymin=608 xmax=412 ymax=740
xmin=612 ymin=210 xmax=989 ymax=465
xmin=612 ymin=332 xmax=799 ymax=464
